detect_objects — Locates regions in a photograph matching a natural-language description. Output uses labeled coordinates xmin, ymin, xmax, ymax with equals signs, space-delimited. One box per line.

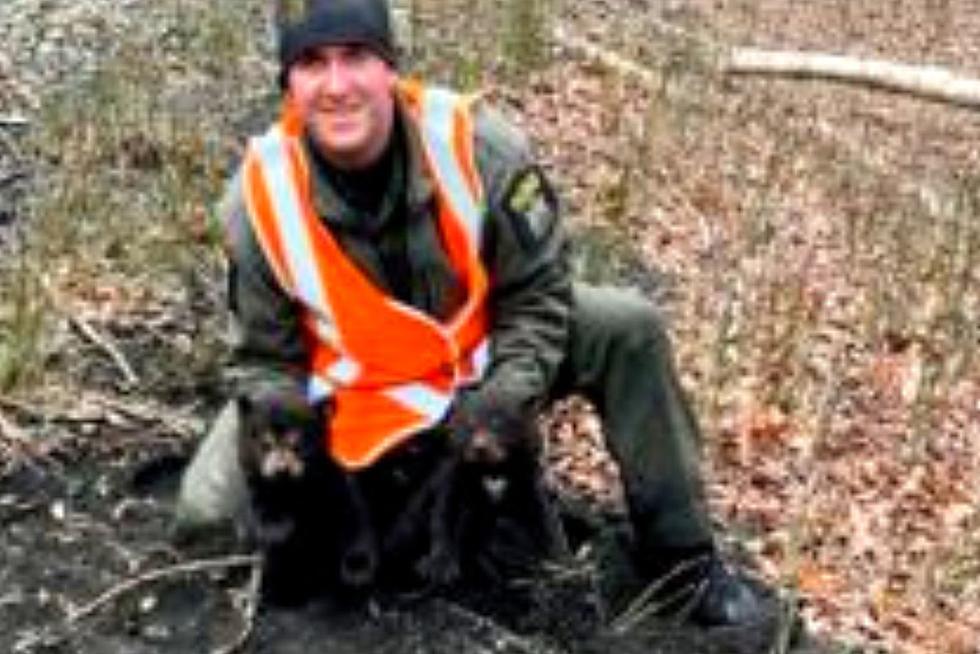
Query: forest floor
xmin=1 ymin=1 xmax=978 ymax=653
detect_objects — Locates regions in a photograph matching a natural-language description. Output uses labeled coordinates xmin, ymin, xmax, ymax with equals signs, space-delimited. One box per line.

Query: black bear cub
xmin=237 ymin=390 xmax=376 ymax=605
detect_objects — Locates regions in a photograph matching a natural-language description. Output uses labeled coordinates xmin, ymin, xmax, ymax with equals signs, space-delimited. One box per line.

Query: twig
xmin=1 ymin=392 xmax=196 ymax=441
xmin=552 ymin=22 xmax=661 ymax=88
xmin=608 ymin=553 xmax=710 ymax=634
xmin=0 ymin=169 xmax=27 ymax=189
xmin=0 ymin=402 xmax=69 ymax=477
xmin=0 ymin=114 xmax=29 ymax=129
xmin=66 ymin=553 xmax=261 ymax=625
xmin=211 ymin=557 xmax=264 ymax=654
xmin=37 ymin=277 xmax=139 ymax=388
xmin=68 ymin=314 xmax=140 ymax=387
xmin=0 ymin=408 xmax=30 ymax=443
xmin=86 ymin=392 xmax=199 ymax=439
xmin=0 ymin=395 xmax=48 ymax=422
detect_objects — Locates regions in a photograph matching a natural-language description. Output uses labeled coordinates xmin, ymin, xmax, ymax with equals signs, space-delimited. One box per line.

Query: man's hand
xmin=447 ymin=389 xmax=534 ymax=465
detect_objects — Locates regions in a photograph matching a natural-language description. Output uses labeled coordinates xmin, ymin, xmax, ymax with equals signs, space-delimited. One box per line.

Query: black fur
xmin=383 ymin=413 xmax=568 ymax=591
xmin=238 ymin=389 xmax=566 ymax=604
xmin=237 ymin=391 xmax=377 ymax=604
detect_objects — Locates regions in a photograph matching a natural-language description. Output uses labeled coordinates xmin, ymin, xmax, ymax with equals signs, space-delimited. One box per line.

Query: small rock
xmin=140 ymin=623 xmax=171 ymax=641
xmin=49 ymin=500 xmax=66 ymax=521
xmin=138 ymin=594 xmax=158 ymax=614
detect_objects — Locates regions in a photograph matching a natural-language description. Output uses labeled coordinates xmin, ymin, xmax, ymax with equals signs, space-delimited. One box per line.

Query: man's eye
xmin=344 ymin=46 xmax=374 ymax=64
xmin=295 ymin=51 xmax=324 ymax=69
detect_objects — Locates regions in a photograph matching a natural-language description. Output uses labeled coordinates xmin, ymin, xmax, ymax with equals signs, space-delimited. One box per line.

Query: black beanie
xmin=277 ymin=0 xmax=398 ymax=76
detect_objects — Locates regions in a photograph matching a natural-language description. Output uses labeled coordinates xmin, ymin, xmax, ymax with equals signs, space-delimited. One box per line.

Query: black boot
xmin=597 ymin=530 xmax=774 ymax=631
xmin=685 ymin=555 xmax=766 ymax=627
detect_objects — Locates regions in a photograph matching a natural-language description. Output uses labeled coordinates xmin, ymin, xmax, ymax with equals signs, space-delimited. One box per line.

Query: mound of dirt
xmin=0 ymin=437 xmax=827 ymax=654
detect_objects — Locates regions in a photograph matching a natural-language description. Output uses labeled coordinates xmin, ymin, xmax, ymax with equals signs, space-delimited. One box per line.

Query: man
xmin=177 ymin=0 xmax=767 ymax=629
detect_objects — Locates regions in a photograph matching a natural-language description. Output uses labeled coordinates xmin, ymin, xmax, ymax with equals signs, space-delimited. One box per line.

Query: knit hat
xmin=277 ymin=0 xmax=398 ymax=74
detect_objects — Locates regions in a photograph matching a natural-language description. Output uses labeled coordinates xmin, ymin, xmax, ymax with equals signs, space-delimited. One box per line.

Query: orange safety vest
xmin=241 ymin=80 xmax=490 ymax=470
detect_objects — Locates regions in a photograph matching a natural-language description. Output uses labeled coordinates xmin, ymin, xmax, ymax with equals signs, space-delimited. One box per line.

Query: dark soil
xmin=0 ymin=428 xmax=837 ymax=654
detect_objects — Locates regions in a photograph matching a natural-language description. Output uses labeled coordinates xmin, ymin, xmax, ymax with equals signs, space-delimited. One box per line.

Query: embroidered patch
xmin=503 ymin=167 xmax=558 ymax=251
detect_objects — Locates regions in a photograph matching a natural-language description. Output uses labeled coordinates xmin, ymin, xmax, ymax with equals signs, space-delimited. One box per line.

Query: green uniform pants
xmin=175 ymin=401 xmax=248 ymax=532
xmin=552 ymin=284 xmax=713 ymax=551
xmin=177 ymin=284 xmax=714 ymax=552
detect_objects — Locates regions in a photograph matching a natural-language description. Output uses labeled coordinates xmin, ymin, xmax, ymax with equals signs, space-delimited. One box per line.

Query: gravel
xmin=2 ymin=0 xmax=142 ymax=244
xmin=2 ymin=0 xmax=144 ymax=108
xmin=0 ymin=0 xmax=276 ymax=248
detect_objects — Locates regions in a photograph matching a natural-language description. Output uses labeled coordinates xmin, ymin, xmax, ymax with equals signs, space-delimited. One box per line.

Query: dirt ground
xmin=0 ymin=422 xmax=829 ymax=654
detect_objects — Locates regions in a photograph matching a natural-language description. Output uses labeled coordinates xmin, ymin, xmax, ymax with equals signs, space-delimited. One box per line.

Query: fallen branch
xmin=724 ymin=48 xmax=980 ymax=109
xmin=553 ymin=22 xmax=980 ymax=110
xmin=68 ymin=314 xmax=140 ymax=387
xmin=66 ymin=553 xmax=261 ymax=625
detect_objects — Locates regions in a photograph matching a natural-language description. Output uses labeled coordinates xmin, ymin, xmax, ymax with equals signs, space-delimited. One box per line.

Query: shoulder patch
xmin=503 ymin=166 xmax=558 ymax=252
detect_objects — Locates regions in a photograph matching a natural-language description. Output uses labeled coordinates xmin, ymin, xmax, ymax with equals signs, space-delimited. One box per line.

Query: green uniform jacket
xmin=217 ymin=90 xmax=572 ymax=421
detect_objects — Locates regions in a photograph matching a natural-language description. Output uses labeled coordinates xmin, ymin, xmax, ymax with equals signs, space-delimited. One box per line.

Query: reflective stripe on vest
xmin=415 ymin=86 xmax=484 ymax=244
xmin=243 ymin=81 xmax=490 ymax=469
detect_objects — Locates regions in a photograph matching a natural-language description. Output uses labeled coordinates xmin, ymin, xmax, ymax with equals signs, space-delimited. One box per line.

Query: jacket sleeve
xmin=217 ymin=167 xmax=310 ymax=401
xmin=470 ymin=104 xmax=573 ymax=415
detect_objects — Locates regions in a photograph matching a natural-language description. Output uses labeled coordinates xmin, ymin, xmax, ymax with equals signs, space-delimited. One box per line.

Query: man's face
xmin=286 ymin=43 xmax=397 ymax=170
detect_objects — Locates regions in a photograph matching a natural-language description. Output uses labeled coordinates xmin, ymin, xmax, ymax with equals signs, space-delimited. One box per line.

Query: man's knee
xmin=174 ymin=402 xmax=249 ymax=535
xmin=571 ymin=284 xmax=672 ymax=357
